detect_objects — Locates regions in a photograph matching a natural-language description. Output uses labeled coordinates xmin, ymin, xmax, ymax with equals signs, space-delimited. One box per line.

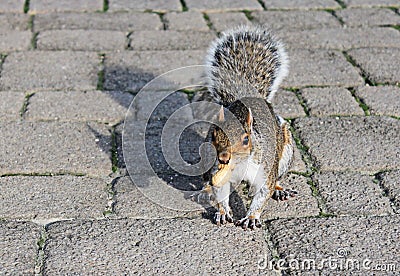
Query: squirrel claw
xmin=272 ymin=189 xmax=298 ymax=201
xmin=235 ymin=217 xmax=262 ymax=230
xmin=214 ymin=211 xmax=233 ymax=226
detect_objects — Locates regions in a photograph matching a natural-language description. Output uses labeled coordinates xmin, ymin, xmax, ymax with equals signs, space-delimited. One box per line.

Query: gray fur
xmin=206 ymin=25 xmax=289 ymax=104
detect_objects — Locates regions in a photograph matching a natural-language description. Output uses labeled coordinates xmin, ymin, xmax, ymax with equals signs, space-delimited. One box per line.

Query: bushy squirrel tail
xmin=205 ymin=25 xmax=289 ymax=105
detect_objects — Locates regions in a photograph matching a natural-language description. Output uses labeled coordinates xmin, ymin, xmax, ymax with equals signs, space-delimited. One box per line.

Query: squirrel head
xmin=212 ymin=104 xmax=253 ymax=165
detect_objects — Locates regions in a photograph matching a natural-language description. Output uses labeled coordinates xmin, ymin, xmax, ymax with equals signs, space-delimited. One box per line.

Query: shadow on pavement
xmin=95 ymin=64 xmax=247 ymax=221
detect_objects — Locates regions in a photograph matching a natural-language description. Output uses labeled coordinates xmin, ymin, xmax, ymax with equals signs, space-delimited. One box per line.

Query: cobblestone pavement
xmin=1 ymin=0 xmax=399 ymax=275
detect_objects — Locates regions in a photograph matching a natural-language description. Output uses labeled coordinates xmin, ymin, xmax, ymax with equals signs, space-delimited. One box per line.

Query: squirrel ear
xmin=246 ymin=108 xmax=253 ymax=130
xmin=218 ymin=106 xmax=225 ymax=122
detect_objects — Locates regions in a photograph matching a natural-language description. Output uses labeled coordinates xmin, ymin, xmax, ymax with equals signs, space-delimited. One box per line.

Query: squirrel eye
xmin=242 ymin=135 xmax=249 ymax=146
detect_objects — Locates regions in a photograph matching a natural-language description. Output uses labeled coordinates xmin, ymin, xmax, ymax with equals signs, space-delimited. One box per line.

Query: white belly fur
xmin=230 ymin=158 xmax=267 ymax=196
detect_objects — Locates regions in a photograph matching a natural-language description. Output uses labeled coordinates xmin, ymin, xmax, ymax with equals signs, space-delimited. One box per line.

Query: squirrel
xmin=193 ymin=25 xmax=297 ymax=230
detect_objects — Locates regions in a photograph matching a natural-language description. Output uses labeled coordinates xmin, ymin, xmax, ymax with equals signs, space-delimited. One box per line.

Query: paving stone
xmin=0 ymin=121 xmax=112 ymax=176
xmin=355 ymin=85 xmax=400 ymax=117
xmin=25 ymin=91 xmax=132 ymax=124
xmin=268 ymin=215 xmax=400 ymax=273
xmin=104 ymin=50 xmax=206 ymax=92
xmin=0 ymin=14 xmax=30 ymax=31
xmin=128 ymin=91 xmax=192 ymax=123
xmin=108 ymin=0 xmax=181 ymax=12
xmin=279 ymin=27 xmax=400 ymax=50
xmin=0 ymin=0 xmax=25 ymax=13
xmin=0 ymin=31 xmax=31 ymax=52
xmin=33 ymin=12 xmax=162 ymax=32
xmin=342 ymin=0 xmax=400 ymax=8
xmin=348 ymin=48 xmax=400 ymax=85
xmin=290 ymin=147 xmax=308 ymax=173
xmin=37 ymin=30 xmax=127 ymax=51
xmin=0 ymin=221 xmax=41 ymax=274
xmin=164 ymin=11 xmax=209 ymax=31
xmin=0 ymin=91 xmax=25 ymax=121
xmin=0 ymin=51 xmax=99 ymax=91
xmin=336 ymin=8 xmax=400 ymax=27
xmin=30 ymin=0 xmax=103 ymax=13
xmin=379 ymin=170 xmax=400 ymax=212
xmin=283 ymin=49 xmax=364 ymax=88
xmin=44 ymin=218 xmax=268 ymax=274
xmin=185 ymin=0 xmax=263 ymax=12
xmin=261 ymin=174 xmax=319 ymax=220
xmin=114 ymin=176 xmax=203 ymax=218
xmin=0 ymin=176 xmax=108 ymax=220
xmin=121 ymin=156 xmax=208 ymax=207
xmin=272 ymin=90 xmax=306 ymax=119
xmin=207 ymin=12 xmax=251 ymax=33
xmin=294 ymin=116 xmax=400 ymax=172
xmin=252 ymin=10 xmax=341 ymax=31
xmin=301 ymin=87 xmax=364 ymax=116
xmin=260 ymin=0 xmax=340 ymax=10
xmin=314 ymin=172 xmax=392 ymax=216
xmin=129 ymin=30 xmax=215 ymax=51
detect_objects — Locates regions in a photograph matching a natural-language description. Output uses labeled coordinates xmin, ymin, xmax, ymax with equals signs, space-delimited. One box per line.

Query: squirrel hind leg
xmin=272 ymin=182 xmax=298 ymax=201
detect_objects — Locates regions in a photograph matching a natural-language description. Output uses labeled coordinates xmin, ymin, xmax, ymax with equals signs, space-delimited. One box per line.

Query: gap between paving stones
xmin=202 ymin=13 xmax=216 ymax=33
xmin=374 ymin=171 xmax=399 ymax=214
xmin=110 ymin=124 xmax=120 ymax=174
xmin=103 ymin=0 xmax=109 ymax=12
xmin=34 ymin=225 xmax=46 ymax=275
xmin=20 ymin=92 xmax=34 ymax=118
xmin=103 ymin=176 xmax=117 ymax=218
xmin=0 ymin=53 xmax=7 ymax=73
xmin=288 ymin=93 xmax=336 ymax=217
xmin=347 ymin=86 xmax=371 ymax=116
xmin=179 ymin=0 xmax=188 ymax=12
xmin=342 ymin=50 xmax=375 ymax=86
xmin=23 ymin=0 xmax=30 ymax=14
xmin=97 ymin=53 xmax=106 ymax=91
xmin=334 ymin=0 xmax=347 ymax=9
xmin=0 ymin=172 xmax=87 ymax=177
xmin=325 ymin=8 xmax=345 ymax=26
xmin=286 ymin=88 xmax=311 ymax=116
xmin=27 ymin=15 xmax=34 ymax=31
xmin=157 ymin=12 xmax=168 ymax=31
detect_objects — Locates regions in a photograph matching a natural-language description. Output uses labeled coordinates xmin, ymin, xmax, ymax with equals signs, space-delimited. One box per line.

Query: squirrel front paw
xmin=214 ymin=205 xmax=233 ymax=226
xmin=235 ymin=215 xmax=262 ymax=230
xmin=271 ymin=189 xmax=297 ymax=201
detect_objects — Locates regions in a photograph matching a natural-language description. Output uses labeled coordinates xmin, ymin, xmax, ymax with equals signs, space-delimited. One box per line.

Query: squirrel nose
xmin=218 ymin=152 xmax=230 ymax=164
